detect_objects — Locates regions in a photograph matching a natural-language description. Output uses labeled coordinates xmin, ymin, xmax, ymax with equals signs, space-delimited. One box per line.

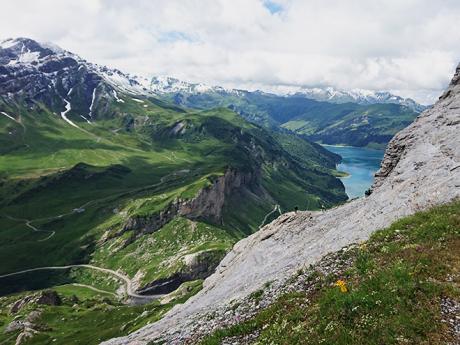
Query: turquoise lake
xmin=323 ymin=145 xmax=385 ymax=199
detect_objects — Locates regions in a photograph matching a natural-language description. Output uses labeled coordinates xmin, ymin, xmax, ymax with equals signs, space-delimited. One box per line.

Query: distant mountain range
xmin=149 ymin=76 xmax=428 ymax=113
xmin=287 ymin=86 xmax=428 ymax=113
xmin=149 ymin=76 xmax=422 ymax=148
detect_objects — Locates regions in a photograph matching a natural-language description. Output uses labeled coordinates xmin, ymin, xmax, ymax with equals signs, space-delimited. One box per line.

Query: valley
xmin=152 ymin=79 xmax=424 ymax=149
xmin=0 ymin=36 xmax=457 ymax=345
xmin=0 ymin=38 xmax=349 ymax=344
xmin=104 ymin=61 xmax=460 ymax=345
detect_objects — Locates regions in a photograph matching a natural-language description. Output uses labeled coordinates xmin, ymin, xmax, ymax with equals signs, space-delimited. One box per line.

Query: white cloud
xmin=1 ymin=0 xmax=460 ymax=104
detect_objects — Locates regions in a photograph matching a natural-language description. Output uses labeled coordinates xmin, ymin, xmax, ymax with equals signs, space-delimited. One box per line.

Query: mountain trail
xmin=71 ymin=283 xmax=117 ymax=297
xmin=258 ymin=204 xmax=281 ymax=229
xmin=3 ymin=215 xmax=55 ymax=242
xmin=0 ymin=265 xmax=161 ymax=301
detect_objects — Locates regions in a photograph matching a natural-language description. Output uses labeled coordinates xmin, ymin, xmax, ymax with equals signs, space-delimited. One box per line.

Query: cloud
xmin=1 ymin=0 xmax=460 ymax=104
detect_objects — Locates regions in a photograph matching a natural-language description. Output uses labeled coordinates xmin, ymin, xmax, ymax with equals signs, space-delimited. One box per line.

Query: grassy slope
xmin=162 ymin=91 xmax=418 ymax=148
xmin=200 ymin=200 xmax=460 ymax=345
xmin=0 ymin=280 xmax=203 ymax=345
xmin=92 ymin=217 xmax=236 ymax=286
xmin=291 ymin=103 xmax=418 ymax=148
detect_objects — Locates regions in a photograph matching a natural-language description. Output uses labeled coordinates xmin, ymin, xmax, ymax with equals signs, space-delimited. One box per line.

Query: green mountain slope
xmin=162 ymin=90 xmax=419 ymax=148
xmin=1 ymin=199 xmax=456 ymax=345
xmin=0 ymin=38 xmax=348 ymax=344
xmin=0 ymin=83 xmax=346 ymax=298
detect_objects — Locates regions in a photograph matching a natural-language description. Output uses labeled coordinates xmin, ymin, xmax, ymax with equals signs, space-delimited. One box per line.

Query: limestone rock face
xmin=103 ymin=64 xmax=460 ymax=345
xmin=121 ymin=168 xmax=257 ymax=238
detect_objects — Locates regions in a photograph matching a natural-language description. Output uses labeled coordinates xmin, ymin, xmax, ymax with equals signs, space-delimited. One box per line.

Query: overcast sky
xmin=1 ymin=0 xmax=460 ymax=104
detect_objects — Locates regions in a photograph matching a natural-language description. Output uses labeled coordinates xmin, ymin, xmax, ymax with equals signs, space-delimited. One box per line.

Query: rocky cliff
xmin=105 ymin=168 xmax=262 ymax=294
xmin=119 ymin=168 xmax=259 ymax=240
xmin=103 ymin=65 xmax=460 ymax=345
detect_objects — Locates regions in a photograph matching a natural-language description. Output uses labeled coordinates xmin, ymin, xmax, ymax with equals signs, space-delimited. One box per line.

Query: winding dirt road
xmin=0 ymin=264 xmax=158 ymax=300
xmin=0 ymin=169 xmax=191 ymax=301
xmin=258 ymin=204 xmax=281 ymax=229
xmin=4 ymin=215 xmax=56 ymax=241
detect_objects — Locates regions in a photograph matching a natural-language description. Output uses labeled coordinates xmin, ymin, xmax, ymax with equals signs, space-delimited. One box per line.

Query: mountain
xmin=104 ymin=63 xmax=460 ymax=344
xmin=151 ymin=77 xmax=427 ymax=112
xmin=150 ymin=76 xmax=239 ymax=95
xmin=288 ymin=86 xmax=428 ymax=112
xmin=150 ymin=77 xmax=421 ymax=148
xmin=0 ymin=38 xmax=347 ymax=344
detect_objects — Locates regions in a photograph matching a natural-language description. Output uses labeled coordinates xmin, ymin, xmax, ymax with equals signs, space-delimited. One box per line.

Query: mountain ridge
xmin=1 ymin=37 xmax=423 ymax=149
xmin=149 ymin=77 xmax=421 ymax=148
xmin=150 ymin=75 xmax=428 ymax=112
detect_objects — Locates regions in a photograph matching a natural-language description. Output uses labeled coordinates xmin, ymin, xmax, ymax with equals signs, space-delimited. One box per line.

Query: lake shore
xmin=322 ymin=145 xmax=385 ymax=199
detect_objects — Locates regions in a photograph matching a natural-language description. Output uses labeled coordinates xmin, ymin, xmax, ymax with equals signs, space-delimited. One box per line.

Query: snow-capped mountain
xmin=149 ymin=77 xmax=427 ymax=113
xmin=0 ymin=37 xmax=153 ymax=121
xmin=150 ymin=76 xmax=245 ymax=96
xmin=289 ymin=86 xmax=428 ymax=113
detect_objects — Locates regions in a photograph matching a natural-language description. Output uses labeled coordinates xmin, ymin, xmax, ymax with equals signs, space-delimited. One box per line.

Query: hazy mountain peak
xmin=149 ymin=76 xmax=428 ymax=113
xmin=288 ymin=86 xmax=428 ymax=112
xmin=150 ymin=76 xmax=244 ymax=96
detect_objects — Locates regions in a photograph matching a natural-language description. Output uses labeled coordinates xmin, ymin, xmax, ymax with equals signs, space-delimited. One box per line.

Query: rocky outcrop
xmin=35 ymin=290 xmax=61 ymax=306
xmin=103 ymin=64 xmax=460 ymax=345
xmin=137 ymin=250 xmax=226 ymax=295
xmin=374 ymin=63 xmax=460 ymax=189
xmin=9 ymin=290 xmax=61 ymax=314
xmin=4 ymin=310 xmax=44 ymax=345
xmin=122 ymin=168 xmax=258 ymax=237
xmin=182 ymin=169 xmax=258 ymax=223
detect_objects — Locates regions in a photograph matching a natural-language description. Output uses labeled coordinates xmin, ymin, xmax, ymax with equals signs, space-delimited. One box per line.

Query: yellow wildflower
xmin=335 ymin=279 xmax=348 ymax=293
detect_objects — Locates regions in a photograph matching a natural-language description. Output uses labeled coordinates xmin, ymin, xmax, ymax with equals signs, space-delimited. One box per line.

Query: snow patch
xmin=113 ymin=90 xmax=125 ymax=103
xmin=40 ymin=41 xmax=65 ymax=54
xmin=60 ymin=99 xmax=80 ymax=129
xmin=132 ymin=98 xmax=144 ymax=103
xmin=18 ymin=50 xmax=40 ymax=64
xmin=80 ymin=115 xmax=92 ymax=124
xmin=98 ymin=69 xmax=149 ymax=96
xmin=0 ymin=111 xmax=16 ymax=122
xmin=0 ymin=38 xmax=18 ymax=49
xmin=89 ymin=88 xmax=97 ymax=118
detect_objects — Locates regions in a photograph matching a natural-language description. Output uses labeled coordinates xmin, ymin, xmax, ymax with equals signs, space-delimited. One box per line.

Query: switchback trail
xmin=0 ymin=264 xmax=159 ymax=301
xmin=259 ymin=204 xmax=281 ymax=229
xmin=4 ymin=215 xmax=55 ymax=242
